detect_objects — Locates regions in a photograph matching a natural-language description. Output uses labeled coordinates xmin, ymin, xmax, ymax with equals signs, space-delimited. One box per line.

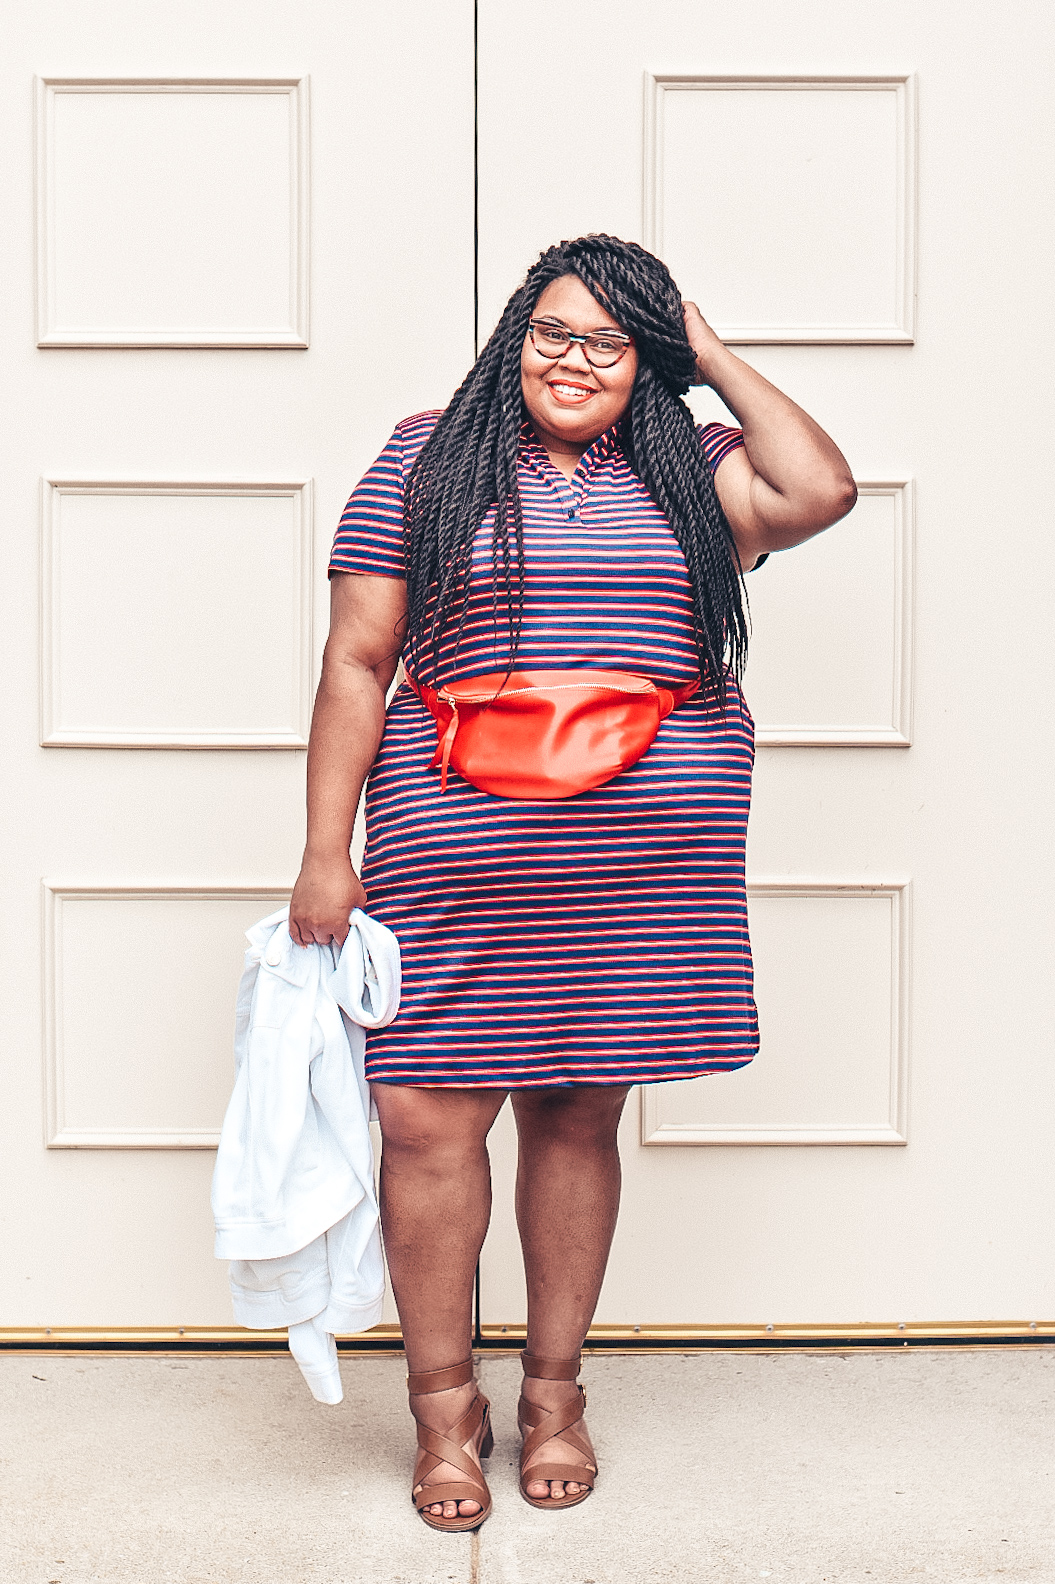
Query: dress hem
xmin=367 ymin=1060 xmax=755 ymax=1089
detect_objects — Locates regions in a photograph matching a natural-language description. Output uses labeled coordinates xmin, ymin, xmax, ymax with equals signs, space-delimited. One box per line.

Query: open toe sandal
xmin=517 ymin=1350 xmax=596 ymax=1510
xmin=408 ymin=1358 xmax=494 ymax=1532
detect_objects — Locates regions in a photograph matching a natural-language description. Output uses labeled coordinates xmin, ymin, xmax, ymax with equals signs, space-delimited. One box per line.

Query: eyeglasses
xmin=528 ymin=318 xmax=633 ymax=369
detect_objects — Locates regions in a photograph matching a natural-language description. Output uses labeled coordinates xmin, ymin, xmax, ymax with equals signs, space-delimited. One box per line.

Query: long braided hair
xmin=402 ymin=234 xmax=748 ymax=706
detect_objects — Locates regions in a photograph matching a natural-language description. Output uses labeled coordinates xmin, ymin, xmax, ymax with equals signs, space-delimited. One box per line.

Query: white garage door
xmin=474 ymin=0 xmax=1055 ymax=1334
xmin=3 ymin=0 xmax=1052 ymax=1339
xmin=0 ymin=1 xmax=471 ymax=1329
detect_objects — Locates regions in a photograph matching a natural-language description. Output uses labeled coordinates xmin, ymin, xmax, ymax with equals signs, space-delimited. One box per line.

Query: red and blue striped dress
xmin=329 ymin=412 xmax=759 ymax=1087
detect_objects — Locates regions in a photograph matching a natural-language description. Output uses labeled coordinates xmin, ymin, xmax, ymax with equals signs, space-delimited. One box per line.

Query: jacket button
xmin=265 ymin=941 xmax=284 ymax=966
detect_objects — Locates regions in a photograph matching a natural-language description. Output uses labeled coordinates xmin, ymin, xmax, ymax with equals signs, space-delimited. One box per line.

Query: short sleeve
xmin=328 ymin=411 xmax=441 ymax=580
xmin=698 ymin=421 xmax=745 ymax=473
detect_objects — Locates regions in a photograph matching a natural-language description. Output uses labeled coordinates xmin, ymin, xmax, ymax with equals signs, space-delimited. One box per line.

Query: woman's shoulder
xmin=696 ymin=420 xmax=744 ymax=472
xmin=394 ymin=409 xmax=443 ymax=443
xmin=387 ymin=410 xmax=443 ymax=477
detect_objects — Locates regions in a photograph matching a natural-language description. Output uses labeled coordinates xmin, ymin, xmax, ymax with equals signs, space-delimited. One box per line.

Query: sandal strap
xmin=519 ymin=1460 xmax=596 ymax=1490
xmin=413 ymin=1479 xmax=488 ymax=1512
xmin=518 ymin=1391 xmax=593 ymax=1468
xmin=415 ymin=1393 xmax=485 ymax=1479
xmin=412 ymin=1391 xmax=491 ymax=1510
xmin=520 ymin=1349 xmax=581 ymax=1381
xmin=407 ymin=1357 xmax=474 ymax=1394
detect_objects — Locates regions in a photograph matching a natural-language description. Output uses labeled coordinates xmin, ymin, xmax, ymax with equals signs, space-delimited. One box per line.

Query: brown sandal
xmin=408 ymin=1358 xmax=493 ymax=1532
xmin=517 ymin=1350 xmax=597 ymax=1510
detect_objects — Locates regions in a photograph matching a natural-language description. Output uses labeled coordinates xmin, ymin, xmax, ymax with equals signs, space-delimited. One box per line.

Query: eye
xmin=535 ymin=324 xmax=567 ymax=345
xmin=588 ymin=335 xmax=624 ymax=353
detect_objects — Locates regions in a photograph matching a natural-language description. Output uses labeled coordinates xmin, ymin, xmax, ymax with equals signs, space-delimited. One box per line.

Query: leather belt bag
xmin=405 ymin=667 xmax=699 ymax=800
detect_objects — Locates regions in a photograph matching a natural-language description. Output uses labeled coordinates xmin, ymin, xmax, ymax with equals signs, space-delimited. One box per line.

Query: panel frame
xmin=640 ymin=877 xmax=911 ymax=1146
xmin=42 ymin=882 xmax=291 ymax=1149
xmin=40 ymin=477 xmax=314 ymax=749
xmin=35 ymin=76 xmax=311 ymax=349
xmin=643 ymin=73 xmax=918 ymax=344
xmin=754 ymin=478 xmax=915 ymax=747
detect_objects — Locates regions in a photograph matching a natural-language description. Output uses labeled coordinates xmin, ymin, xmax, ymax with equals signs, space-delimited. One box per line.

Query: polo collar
xmin=519 ymin=418 xmax=625 ymax=478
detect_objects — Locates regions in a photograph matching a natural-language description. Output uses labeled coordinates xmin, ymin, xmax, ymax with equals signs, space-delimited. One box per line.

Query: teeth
xmin=552 ymin=383 xmax=592 ymax=397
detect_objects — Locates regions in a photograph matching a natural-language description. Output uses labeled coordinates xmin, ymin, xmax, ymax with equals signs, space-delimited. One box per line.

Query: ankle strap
xmin=407 ymin=1357 xmax=474 ymax=1394
xmin=521 ymin=1350 xmax=581 ymax=1381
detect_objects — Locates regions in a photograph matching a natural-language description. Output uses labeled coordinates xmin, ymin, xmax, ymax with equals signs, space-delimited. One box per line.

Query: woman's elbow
xmin=810 ymin=473 xmax=857 ymax=531
xmin=837 ymin=474 xmax=858 ymax=517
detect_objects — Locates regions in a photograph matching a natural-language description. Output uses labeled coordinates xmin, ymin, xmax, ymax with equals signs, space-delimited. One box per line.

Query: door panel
xmin=0 ymin=1 xmax=473 ymax=1325
xmin=477 ymin=0 xmax=1055 ymax=1324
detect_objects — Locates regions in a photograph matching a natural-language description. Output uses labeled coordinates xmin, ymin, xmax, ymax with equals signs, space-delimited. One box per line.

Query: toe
xmin=525 ymin=1478 xmax=551 ymax=1499
xmin=458 ymin=1500 xmax=481 ymax=1517
xmin=549 ymin=1481 xmax=566 ymax=1499
xmin=442 ymin=1500 xmax=458 ymax=1518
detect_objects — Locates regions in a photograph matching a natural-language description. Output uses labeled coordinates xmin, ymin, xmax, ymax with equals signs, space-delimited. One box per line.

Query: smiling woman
xmin=288 ymin=234 xmax=856 ymax=1529
xmin=521 ymin=280 xmax=639 ymax=452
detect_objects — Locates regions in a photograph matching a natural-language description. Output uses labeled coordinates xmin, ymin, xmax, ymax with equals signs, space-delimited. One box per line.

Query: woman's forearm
xmin=696 ymin=340 xmax=855 ymax=516
xmin=303 ymin=653 xmax=388 ymax=861
xmin=290 ymin=573 xmax=406 ymax=947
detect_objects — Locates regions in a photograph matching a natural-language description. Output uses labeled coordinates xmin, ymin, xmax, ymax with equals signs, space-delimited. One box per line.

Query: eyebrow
xmin=535 ymin=315 xmax=630 ymax=336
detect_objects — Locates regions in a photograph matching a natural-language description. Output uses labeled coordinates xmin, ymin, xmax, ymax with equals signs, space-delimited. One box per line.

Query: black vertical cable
xmin=472 ymin=0 xmax=479 ymax=360
xmin=473 ymin=1262 xmax=482 ymax=1348
xmin=472 ymin=0 xmax=483 ymax=1353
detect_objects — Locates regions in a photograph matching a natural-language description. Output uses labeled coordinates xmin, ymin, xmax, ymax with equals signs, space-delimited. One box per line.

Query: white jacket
xmin=211 ymin=906 xmax=400 ymax=1402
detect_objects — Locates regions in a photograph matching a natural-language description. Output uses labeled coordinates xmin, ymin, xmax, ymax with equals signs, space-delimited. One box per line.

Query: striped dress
xmin=329 ymin=411 xmax=759 ymax=1087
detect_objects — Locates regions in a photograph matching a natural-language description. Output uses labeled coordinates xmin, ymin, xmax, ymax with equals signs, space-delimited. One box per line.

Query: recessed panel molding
xmin=36 ymin=77 xmax=310 ymax=348
xmin=43 ymin=883 xmax=292 ymax=1148
xmin=644 ymin=74 xmax=917 ymax=344
xmin=641 ymin=878 xmax=911 ymax=1145
xmin=41 ymin=479 xmax=313 ymax=748
xmin=749 ymin=480 xmax=914 ymax=747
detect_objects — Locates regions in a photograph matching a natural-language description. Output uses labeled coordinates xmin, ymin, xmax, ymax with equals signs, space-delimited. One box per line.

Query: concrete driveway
xmin=1 ymin=1349 xmax=1052 ymax=1583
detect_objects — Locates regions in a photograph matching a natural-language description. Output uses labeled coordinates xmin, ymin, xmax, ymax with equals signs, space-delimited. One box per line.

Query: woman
xmin=289 ymin=235 xmax=855 ymax=1530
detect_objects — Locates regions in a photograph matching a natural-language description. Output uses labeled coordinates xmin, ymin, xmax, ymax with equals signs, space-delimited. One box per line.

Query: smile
xmin=547 ymin=381 xmax=598 ymax=405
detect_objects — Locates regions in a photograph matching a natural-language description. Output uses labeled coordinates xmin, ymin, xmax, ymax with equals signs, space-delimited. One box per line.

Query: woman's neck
xmin=529 ymin=421 xmax=588 ymax=483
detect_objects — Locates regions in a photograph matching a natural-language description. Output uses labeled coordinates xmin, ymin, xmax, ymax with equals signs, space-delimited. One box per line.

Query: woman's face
xmin=520 ymin=274 xmax=638 ymax=450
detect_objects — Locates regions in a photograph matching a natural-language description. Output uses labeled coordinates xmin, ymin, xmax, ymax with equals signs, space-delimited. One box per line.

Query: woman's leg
xmin=373 ymin=1083 xmax=508 ymax=1521
xmin=510 ymin=1085 xmax=631 ymax=1501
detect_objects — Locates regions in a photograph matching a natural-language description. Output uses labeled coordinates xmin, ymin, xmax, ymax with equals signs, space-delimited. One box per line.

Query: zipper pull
xmin=438 ymin=700 xmax=459 ymax=792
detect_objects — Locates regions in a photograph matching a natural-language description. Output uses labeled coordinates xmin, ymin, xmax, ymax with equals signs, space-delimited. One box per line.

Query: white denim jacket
xmin=211 ymin=906 xmax=400 ymax=1400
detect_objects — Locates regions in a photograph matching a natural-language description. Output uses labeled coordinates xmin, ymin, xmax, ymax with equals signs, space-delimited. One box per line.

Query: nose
xmin=557 ymin=339 xmax=593 ymax=376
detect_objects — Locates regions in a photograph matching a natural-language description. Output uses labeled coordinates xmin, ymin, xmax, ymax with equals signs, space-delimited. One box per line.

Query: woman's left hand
xmin=682 ymin=302 xmax=727 ymax=384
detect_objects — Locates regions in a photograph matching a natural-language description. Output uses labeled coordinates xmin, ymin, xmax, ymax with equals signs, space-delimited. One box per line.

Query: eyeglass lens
xmin=529 ymin=321 xmax=630 ymax=369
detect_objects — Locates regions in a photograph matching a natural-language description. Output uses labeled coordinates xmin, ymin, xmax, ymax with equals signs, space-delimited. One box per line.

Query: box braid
xmin=402 ymin=234 xmax=748 ymax=706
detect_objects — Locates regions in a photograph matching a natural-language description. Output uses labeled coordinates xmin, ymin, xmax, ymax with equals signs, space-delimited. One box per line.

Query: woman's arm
xmin=288 ymin=572 xmax=408 ymax=948
xmin=683 ymin=303 xmax=858 ymax=571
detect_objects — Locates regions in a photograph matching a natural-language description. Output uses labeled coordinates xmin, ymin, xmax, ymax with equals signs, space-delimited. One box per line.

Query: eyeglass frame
xmin=527 ymin=318 xmax=634 ymax=368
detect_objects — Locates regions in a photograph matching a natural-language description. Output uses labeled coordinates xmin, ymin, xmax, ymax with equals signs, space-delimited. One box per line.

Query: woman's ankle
xmin=520 ymin=1373 xmax=582 ymax=1406
xmin=409 ymin=1379 xmax=477 ymax=1419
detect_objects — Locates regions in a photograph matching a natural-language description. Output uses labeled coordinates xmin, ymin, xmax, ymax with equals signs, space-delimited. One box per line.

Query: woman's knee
xmin=374 ymin=1085 xmax=505 ymax=1161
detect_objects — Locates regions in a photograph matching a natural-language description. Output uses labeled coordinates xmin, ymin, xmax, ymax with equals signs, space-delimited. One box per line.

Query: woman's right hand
xmin=289 ymin=852 xmax=368 ymax=948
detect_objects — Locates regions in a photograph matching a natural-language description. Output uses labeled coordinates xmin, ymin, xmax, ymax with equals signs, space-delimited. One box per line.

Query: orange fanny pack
xmin=405 ymin=667 xmax=700 ymax=800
